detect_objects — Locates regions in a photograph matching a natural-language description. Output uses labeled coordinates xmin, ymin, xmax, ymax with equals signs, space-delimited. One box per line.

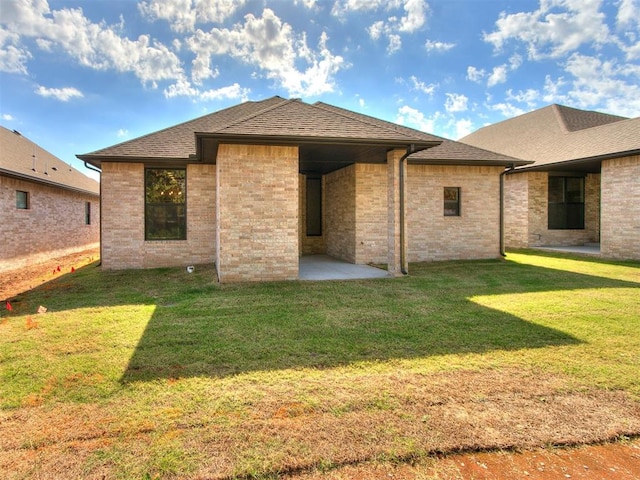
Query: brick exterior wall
xmin=507 ymin=171 xmax=600 ymax=248
xmin=0 ymin=175 xmax=100 ymax=272
xmin=100 ymin=162 xmax=215 ymax=270
xmin=325 ymin=164 xmax=356 ymax=263
xmin=503 ymin=173 xmax=529 ymax=248
xmin=355 ymin=164 xmax=388 ymax=264
xmin=216 ymin=144 xmax=299 ymax=282
xmin=406 ymin=165 xmax=502 ymax=262
xmin=601 ymin=155 xmax=640 ymax=260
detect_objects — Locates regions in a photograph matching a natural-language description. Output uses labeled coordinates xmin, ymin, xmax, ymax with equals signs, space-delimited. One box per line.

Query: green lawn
xmin=1 ymin=251 xmax=639 ymax=479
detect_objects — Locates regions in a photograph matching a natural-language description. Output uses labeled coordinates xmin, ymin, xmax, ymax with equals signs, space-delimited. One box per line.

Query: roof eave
xmin=0 ymin=168 xmax=100 ymax=197
xmin=512 ymin=148 xmax=640 ymax=173
xmin=408 ymin=158 xmax=532 ymax=167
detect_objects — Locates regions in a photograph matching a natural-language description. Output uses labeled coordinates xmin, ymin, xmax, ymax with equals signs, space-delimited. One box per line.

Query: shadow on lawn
xmin=117 ymin=255 xmax=639 ymax=383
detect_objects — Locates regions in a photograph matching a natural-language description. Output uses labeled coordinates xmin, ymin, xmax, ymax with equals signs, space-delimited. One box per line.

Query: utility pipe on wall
xmin=399 ymin=144 xmax=417 ymax=275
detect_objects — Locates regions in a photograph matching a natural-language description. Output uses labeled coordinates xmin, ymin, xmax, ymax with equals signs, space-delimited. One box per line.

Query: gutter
xmin=499 ymin=163 xmax=516 ymax=257
xmin=84 ymin=162 xmax=103 ymax=267
xmin=399 ymin=144 xmax=417 ymax=275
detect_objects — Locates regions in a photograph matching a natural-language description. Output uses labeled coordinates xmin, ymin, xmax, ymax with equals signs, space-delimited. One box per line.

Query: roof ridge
xmin=208 ymin=96 xmax=293 ymax=133
xmin=551 ymin=104 xmax=571 ymax=134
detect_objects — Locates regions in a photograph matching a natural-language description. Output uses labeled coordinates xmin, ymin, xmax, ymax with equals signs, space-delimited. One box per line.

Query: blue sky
xmin=1 ymin=0 xmax=639 ymax=181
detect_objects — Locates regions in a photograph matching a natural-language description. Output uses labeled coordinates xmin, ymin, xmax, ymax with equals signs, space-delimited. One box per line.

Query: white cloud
xmin=35 ymin=85 xmax=83 ymax=101
xmin=0 ymin=29 xmax=32 ymax=74
xmin=185 ymin=9 xmax=345 ymax=96
xmin=2 ymin=113 xmax=15 ymax=121
xmin=466 ymin=66 xmax=486 ymax=83
xmin=409 ymin=75 xmax=437 ymax=95
xmin=489 ymin=102 xmax=526 ymax=118
xmin=424 ymin=39 xmax=455 ymax=53
xmin=336 ymin=0 xmax=428 ymax=54
xmin=561 ymin=52 xmax=640 ymax=116
xmin=117 ymin=128 xmax=129 ymax=138
xmin=617 ymin=0 xmax=640 ymax=28
xmin=454 ymin=118 xmax=473 ymax=139
xmin=139 ymin=0 xmax=246 ymax=33
xmin=506 ymin=88 xmax=540 ymax=106
xmin=395 ymin=105 xmax=440 ymax=132
xmin=484 ymin=0 xmax=612 ymax=60
xmin=164 ymin=77 xmax=250 ymax=102
xmin=1 ymin=0 xmax=184 ymax=85
xmin=444 ymin=93 xmax=468 ymax=112
xmin=487 ymin=64 xmax=508 ymax=87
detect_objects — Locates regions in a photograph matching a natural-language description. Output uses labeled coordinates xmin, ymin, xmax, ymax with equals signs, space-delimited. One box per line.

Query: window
xmin=16 ymin=190 xmax=29 ymax=209
xmin=85 ymin=202 xmax=91 ymax=225
xmin=145 ymin=168 xmax=186 ymax=240
xmin=444 ymin=187 xmax=460 ymax=216
xmin=548 ymin=176 xmax=585 ymax=229
xmin=306 ymin=176 xmax=322 ymax=236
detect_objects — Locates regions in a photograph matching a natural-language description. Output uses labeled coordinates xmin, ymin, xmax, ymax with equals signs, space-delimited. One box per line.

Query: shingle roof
xmin=79 ymin=96 xmax=446 ymax=163
xmin=314 ymin=102 xmax=526 ymax=165
xmin=1 ymin=126 xmax=99 ymax=195
xmin=461 ymin=104 xmax=640 ymax=168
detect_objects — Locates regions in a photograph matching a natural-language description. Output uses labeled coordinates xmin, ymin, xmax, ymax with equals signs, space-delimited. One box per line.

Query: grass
xmin=1 ymin=250 xmax=639 ymax=479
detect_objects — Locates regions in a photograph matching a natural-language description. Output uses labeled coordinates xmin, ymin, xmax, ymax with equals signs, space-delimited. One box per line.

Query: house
xmin=461 ymin=104 xmax=640 ymax=260
xmin=0 ymin=126 xmax=100 ymax=273
xmin=78 ymin=96 xmax=526 ymax=282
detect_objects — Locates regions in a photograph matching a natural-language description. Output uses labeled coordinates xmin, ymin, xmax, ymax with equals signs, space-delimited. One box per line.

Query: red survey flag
xmin=6 ymin=302 xmax=12 ymax=311
xmin=71 ymin=267 xmax=75 ymax=273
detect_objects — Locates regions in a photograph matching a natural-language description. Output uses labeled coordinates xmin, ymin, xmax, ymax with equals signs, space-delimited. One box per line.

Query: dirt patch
xmin=0 ymin=248 xmax=99 ymax=301
xmin=285 ymin=439 xmax=640 ymax=479
xmin=1 ymin=368 xmax=639 ymax=478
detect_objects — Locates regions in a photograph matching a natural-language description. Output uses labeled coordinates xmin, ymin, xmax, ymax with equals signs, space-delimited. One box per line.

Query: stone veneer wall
xmin=325 ymin=165 xmax=356 ymax=263
xmin=601 ymin=155 xmax=640 ymax=260
xmin=299 ymin=173 xmax=326 ymax=255
xmin=526 ymin=171 xmax=599 ymax=247
xmin=0 ymin=175 xmax=100 ymax=272
xmin=406 ymin=165 xmax=502 ymax=262
xmin=100 ymin=162 xmax=215 ymax=270
xmin=216 ymin=144 xmax=299 ymax=282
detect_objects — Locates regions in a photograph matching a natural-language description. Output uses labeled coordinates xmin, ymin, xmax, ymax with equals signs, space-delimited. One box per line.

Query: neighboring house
xmin=0 ymin=126 xmax=100 ymax=273
xmin=78 ymin=96 xmax=525 ymax=282
xmin=461 ymin=104 xmax=640 ymax=260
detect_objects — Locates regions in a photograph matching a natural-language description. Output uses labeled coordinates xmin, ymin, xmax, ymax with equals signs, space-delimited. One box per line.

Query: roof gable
xmin=0 ymin=127 xmax=99 ymax=195
xmin=461 ymin=104 xmax=640 ymax=168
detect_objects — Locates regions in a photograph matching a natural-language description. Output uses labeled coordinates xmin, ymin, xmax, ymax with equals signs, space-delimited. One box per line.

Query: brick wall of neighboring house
xmin=325 ymin=164 xmax=356 ymax=263
xmin=0 ymin=175 xmax=100 ymax=272
xmin=216 ymin=144 xmax=299 ymax=282
xmin=601 ymin=155 xmax=640 ymax=260
xmin=503 ymin=173 xmax=530 ymax=248
xmin=526 ymin=172 xmax=598 ymax=247
xmin=299 ymin=173 xmax=326 ymax=256
xmin=406 ymin=165 xmax=502 ymax=262
xmin=100 ymin=162 xmax=215 ymax=270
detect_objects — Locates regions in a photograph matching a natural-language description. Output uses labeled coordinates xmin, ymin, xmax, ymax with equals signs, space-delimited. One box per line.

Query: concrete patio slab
xmin=299 ymin=255 xmax=392 ymax=281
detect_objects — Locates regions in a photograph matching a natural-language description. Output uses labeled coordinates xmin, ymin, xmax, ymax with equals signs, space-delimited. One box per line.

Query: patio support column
xmin=387 ymin=149 xmax=408 ymax=276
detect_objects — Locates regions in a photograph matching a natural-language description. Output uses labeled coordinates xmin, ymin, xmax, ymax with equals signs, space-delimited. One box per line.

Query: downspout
xmin=84 ymin=162 xmax=103 ymax=266
xmin=399 ymin=145 xmax=416 ymax=275
xmin=499 ymin=163 xmax=516 ymax=257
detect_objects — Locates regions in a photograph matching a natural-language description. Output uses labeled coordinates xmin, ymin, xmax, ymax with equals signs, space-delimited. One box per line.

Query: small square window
xmin=444 ymin=187 xmax=460 ymax=216
xmin=16 ymin=191 xmax=29 ymax=209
